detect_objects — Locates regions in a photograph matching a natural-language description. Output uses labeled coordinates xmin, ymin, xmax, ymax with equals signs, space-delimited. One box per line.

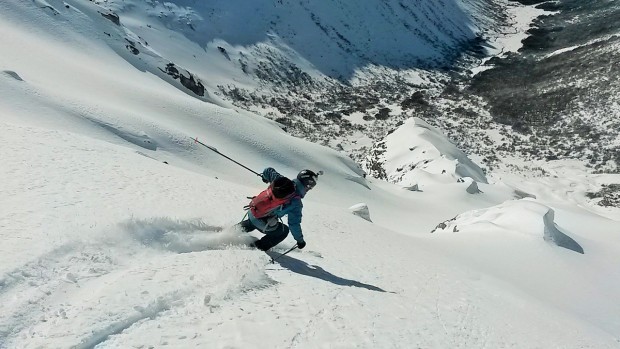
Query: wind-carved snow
xmin=365 ymin=117 xmax=488 ymax=189
xmin=348 ymin=203 xmax=372 ymax=222
xmin=432 ymin=199 xmax=584 ymax=254
xmin=1 ymin=70 xmax=24 ymax=81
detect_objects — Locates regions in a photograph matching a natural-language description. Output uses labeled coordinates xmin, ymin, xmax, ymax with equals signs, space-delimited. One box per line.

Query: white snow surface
xmin=1 ymin=1 xmax=620 ymax=348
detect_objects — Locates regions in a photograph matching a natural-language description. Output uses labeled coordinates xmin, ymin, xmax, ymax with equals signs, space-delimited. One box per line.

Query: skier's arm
xmin=262 ymin=167 xmax=282 ymax=183
xmin=287 ymin=201 xmax=304 ymax=243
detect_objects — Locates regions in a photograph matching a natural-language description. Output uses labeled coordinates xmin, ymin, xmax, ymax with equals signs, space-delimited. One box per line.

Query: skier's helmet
xmin=297 ymin=169 xmax=319 ymax=190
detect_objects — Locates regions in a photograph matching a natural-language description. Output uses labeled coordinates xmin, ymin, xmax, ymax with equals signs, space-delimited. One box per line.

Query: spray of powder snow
xmin=116 ymin=217 xmax=256 ymax=253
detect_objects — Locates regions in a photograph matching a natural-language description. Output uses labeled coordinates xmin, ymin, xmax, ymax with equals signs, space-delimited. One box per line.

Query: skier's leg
xmin=253 ymin=223 xmax=289 ymax=251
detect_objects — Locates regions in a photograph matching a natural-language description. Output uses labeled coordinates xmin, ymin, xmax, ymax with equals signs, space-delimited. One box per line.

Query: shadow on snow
xmin=267 ymin=252 xmax=392 ymax=293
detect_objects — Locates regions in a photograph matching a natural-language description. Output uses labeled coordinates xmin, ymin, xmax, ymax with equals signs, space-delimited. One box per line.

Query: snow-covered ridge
xmin=364 ymin=117 xmax=488 ymax=188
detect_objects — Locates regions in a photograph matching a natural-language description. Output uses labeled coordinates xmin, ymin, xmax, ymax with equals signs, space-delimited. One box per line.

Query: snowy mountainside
xmin=2 ymin=0 xmax=620 ymax=348
xmin=4 ymin=0 xmax=518 ymax=162
xmin=99 ymin=0 xmax=493 ymax=80
xmin=13 ymin=0 xmax=504 ymax=97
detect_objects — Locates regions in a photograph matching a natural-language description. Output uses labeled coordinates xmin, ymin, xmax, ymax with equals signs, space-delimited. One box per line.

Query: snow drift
xmin=432 ymin=199 xmax=584 ymax=254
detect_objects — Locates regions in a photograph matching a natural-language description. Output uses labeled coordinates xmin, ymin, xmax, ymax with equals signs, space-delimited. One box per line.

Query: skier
xmin=239 ymin=167 xmax=320 ymax=251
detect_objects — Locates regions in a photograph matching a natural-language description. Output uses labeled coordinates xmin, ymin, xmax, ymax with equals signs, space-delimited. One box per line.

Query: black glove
xmin=297 ymin=240 xmax=306 ymax=249
xmin=261 ymin=174 xmax=269 ymax=183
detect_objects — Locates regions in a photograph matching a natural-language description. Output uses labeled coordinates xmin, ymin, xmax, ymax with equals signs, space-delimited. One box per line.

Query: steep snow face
xmin=364 ymin=117 xmax=488 ymax=187
xmin=0 ymin=0 xmax=506 ymax=126
xmin=107 ymin=0 xmax=491 ymax=80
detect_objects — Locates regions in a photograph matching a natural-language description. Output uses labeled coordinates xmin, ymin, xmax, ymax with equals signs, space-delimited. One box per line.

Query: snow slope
xmin=1 ymin=0 xmax=620 ymax=348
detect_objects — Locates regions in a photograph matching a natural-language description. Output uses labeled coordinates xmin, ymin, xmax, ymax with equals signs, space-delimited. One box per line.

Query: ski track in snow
xmin=0 ymin=225 xmax=490 ymax=349
xmin=287 ymin=282 xmax=345 ymax=348
xmin=0 ymin=217 xmax=272 ymax=349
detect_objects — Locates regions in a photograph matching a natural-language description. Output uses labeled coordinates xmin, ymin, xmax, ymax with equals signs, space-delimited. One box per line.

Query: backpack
xmin=247 ymin=177 xmax=297 ymax=218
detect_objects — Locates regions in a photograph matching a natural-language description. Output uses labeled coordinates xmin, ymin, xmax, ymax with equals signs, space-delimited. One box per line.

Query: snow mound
xmin=432 ymin=199 xmax=584 ymax=254
xmin=367 ymin=117 xmax=487 ymax=187
xmin=348 ymin=203 xmax=372 ymax=222
xmin=1 ymin=70 xmax=24 ymax=81
xmin=403 ymin=183 xmax=421 ymax=191
xmin=458 ymin=177 xmax=482 ymax=194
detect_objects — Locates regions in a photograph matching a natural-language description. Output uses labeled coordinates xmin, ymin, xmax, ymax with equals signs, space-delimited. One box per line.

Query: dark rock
xmin=435 ymin=222 xmax=447 ymax=231
xmin=375 ymin=107 xmax=391 ymax=120
xmin=126 ymin=45 xmax=139 ymax=55
xmin=179 ymin=74 xmax=205 ymax=97
xmin=100 ymin=12 xmax=120 ymax=26
xmin=164 ymin=63 xmax=180 ymax=79
xmin=218 ymin=46 xmax=231 ymax=61
xmin=325 ymin=112 xmax=342 ymax=120
xmin=401 ymin=91 xmax=428 ymax=109
xmin=161 ymin=63 xmax=205 ymax=96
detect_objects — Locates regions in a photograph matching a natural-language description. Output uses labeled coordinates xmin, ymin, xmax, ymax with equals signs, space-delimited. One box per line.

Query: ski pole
xmin=193 ymin=137 xmax=262 ymax=177
xmin=269 ymin=245 xmax=298 ymax=264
